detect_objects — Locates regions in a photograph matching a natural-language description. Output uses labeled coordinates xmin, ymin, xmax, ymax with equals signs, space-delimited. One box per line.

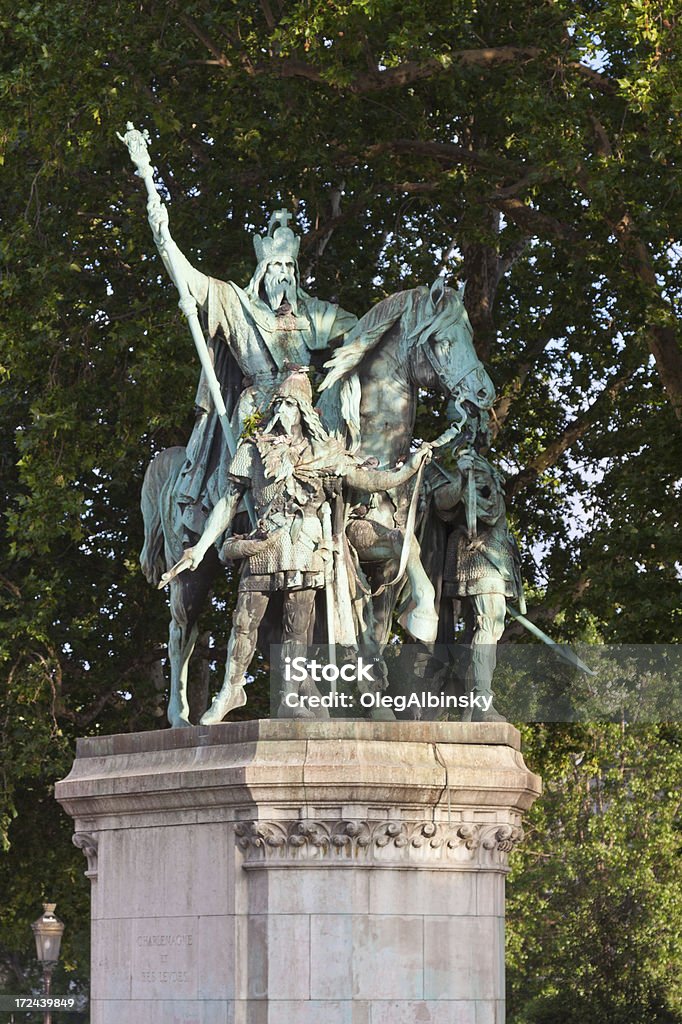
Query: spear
xmin=117 ymin=122 xmax=255 ymax=527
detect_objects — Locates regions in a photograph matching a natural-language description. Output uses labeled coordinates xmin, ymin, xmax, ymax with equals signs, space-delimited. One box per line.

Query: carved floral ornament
xmin=234 ymin=819 xmax=524 ymax=867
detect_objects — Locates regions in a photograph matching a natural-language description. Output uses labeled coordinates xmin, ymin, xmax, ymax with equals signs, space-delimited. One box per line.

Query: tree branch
xmin=300 ymin=199 xmax=365 ymax=253
xmin=612 ymin=212 xmax=682 ymax=422
xmin=494 ymin=168 xmax=555 ymax=198
xmin=362 ymin=139 xmax=524 ymax=176
xmin=569 ymin=61 xmax=617 ymax=94
xmin=491 ymin=196 xmax=579 ymax=242
xmin=180 ymin=14 xmax=616 ymax=105
xmin=259 ymin=0 xmax=277 ymax=30
xmin=179 ymin=13 xmax=231 ymax=68
xmin=340 ymin=47 xmax=543 ymax=91
xmin=578 ymin=117 xmax=682 ymax=421
xmin=496 ymin=234 xmax=531 ymax=282
xmin=505 ymin=369 xmax=633 ymax=497
xmin=491 ymin=333 xmax=552 ymax=436
xmin=186 ymin=39 xmax=545 ymax=91
xmin=393 ymin=180 xmax=440 ymax=193
xmin=312 ymin=185 xmax=344 ymax=260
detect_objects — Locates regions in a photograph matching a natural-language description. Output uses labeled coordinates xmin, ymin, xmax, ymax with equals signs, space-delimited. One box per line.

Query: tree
xmin=507 ymin=723 xmax=682 ymax=1023
xmin=0 ymin=0 xmax=680 ymax=1012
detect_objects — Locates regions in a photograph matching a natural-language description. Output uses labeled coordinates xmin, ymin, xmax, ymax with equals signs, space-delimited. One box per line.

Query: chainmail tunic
xmin=443 ymin=521 xmax=521 ymax=599
xmin=227 ymin=436 xmax=331 ymax=592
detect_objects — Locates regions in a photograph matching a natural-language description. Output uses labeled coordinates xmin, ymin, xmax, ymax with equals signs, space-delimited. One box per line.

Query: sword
xmin=506 ymin=605 xmax=595 ymax=675
xmin=118 ymin=122 xmax=256 ymax=527
xmin=465 ymin=455 xmax=477 ymax=542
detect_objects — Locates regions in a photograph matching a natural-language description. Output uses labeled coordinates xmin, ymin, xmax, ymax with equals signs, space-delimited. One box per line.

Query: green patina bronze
xmin=122 ymin=124 xmax=568 ymax=728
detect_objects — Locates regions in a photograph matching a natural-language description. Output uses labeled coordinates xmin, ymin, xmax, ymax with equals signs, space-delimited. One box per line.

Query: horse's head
xmin=408 ymin=280 xmax=495 ymax=415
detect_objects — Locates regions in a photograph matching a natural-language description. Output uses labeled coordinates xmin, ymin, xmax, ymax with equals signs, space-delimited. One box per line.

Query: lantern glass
xmin=31 ymin=903 xmax=65 ymax=965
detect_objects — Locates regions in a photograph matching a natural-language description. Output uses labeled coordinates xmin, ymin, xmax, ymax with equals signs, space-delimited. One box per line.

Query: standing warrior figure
xmin=166 ymin=371 xmax=431 ymax=724
xmin=433 ymin=448 xmax=525 ymax=721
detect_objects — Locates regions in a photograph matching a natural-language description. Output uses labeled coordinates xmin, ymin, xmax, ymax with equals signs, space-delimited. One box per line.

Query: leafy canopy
xmin=0 ymin=0 xmax=680 ymax=1017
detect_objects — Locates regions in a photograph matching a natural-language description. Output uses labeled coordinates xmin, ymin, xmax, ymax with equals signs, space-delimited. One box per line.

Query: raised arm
xmin=147 ymin=201 xmax=209 ymax=307
xmin=118 ymin=122 xmax=209 ymax=306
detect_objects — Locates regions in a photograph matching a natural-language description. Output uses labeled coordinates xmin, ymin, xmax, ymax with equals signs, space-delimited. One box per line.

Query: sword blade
xmin=506 ymin=605 xmax=596 ymax=676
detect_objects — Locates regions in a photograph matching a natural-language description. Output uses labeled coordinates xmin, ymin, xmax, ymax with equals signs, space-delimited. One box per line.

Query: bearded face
xmin=270 ymin=396 xmax=303 ymax=435
xmin=263 ymin=259 xmax=298 ymax=314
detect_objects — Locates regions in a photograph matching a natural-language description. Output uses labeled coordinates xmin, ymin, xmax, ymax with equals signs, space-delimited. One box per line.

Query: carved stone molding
xmin=235 ymin=819 xmax=524 ymax=869
xmin=72 ymin=832 xmax=98 ymax=880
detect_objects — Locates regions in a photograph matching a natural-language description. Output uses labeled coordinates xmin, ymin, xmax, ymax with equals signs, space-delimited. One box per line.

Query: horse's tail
xmin=140 ymin=447 xmax=187 ymax=586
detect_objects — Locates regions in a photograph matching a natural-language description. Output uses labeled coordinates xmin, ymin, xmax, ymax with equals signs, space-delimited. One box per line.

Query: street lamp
xmin=31 ymin=903 xmax=64 ymax=1024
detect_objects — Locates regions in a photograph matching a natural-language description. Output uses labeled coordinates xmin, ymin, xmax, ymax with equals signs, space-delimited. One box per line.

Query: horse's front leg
xmin=346 ymin=520 xmax=400 ymax=647
xmin=348 ymin=519 xmax=438 ymax=645
xmin=167 ymin=557 xmax=217 ymax=727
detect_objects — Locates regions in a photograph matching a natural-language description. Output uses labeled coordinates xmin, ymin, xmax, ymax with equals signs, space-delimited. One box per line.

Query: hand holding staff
xmin=118 ymin=122 xmax=256 ymax=527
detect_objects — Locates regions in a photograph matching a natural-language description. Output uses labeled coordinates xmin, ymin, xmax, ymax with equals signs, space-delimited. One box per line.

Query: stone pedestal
xmin=55 ymin=721 xmax=541 ymax=1024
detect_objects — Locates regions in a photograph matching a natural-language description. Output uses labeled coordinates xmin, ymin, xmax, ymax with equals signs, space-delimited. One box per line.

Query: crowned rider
xmin=147 ymin=203 xmax=357 ymax=538
xmin=166 ymin=370 xmax=432 ymax=725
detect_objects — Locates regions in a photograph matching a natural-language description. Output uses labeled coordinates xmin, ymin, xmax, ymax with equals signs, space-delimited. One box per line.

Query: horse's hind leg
xmin=168 ymin=616 xmax=196 ymax=728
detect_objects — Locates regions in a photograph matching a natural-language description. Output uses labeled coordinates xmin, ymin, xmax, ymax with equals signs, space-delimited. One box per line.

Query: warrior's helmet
xmin=273 ymin=367 xmax=313 ymax=405
xmin=266 ymin=369 xmax=329 ymax=444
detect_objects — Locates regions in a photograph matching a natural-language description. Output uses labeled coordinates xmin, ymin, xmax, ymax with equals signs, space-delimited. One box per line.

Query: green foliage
xmin=508 ymin=724 xmax=682 ymax=1023
xmin=0 ymin=0 xmax=680 ymax=1015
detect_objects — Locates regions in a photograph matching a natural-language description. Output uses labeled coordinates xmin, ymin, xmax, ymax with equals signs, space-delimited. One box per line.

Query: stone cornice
xmin=55 ymin=721 xmax=541 ymax=830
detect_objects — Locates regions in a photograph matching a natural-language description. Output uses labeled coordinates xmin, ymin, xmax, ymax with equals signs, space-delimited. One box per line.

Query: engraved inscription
xmin=131 ymin=920 xmax=198 ymax=1000
xmin=136 ymin=933 xmax=194 ymax=948
xmin=139 ymin=968 xmax=190 ymax=984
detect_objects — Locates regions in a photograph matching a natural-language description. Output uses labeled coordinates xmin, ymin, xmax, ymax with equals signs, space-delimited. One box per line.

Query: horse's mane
xmin=319 ymin=283 xmax=470 ymax=394
xmin=319 ymin=289 xmax=414 ymax=392
xmin=316 ymin=283 xmax=472 ymax=451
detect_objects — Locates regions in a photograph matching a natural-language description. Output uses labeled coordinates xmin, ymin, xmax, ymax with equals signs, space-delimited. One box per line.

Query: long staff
xmin=118 ymin=122 xmax=255 ymax=527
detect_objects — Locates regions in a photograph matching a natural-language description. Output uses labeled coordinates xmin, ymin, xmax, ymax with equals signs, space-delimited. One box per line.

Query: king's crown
xmin=253 ymin=209 xmax=300 ymax=264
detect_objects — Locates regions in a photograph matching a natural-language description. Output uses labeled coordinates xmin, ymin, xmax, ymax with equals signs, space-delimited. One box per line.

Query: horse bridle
xmin=417 ymin=334 xmax=485 ymax=399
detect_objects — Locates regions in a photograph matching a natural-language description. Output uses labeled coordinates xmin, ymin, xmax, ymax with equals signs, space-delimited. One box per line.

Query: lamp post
xmin=31 ymin=903 xmax=64 ymax=1024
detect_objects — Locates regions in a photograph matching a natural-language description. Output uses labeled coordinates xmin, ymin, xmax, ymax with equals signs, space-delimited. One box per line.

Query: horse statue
xmin=318 ymin=278 xmax=495 ymax=650
xmin=140 ymin=279 xmax=495 ymax=727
